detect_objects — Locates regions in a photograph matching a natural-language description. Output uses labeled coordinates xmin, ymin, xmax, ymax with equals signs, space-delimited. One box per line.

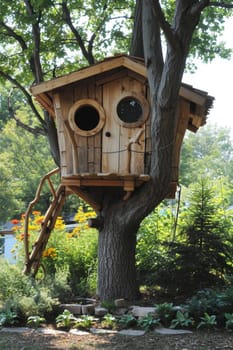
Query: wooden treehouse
xmin=23 ymin=55 xmax=214 ymax=275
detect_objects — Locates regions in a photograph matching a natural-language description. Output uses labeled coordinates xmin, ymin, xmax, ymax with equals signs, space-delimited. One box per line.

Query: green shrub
xmin=0 ymin=258 xmax=33 ymax=300
xmin=155 ymin=302 xmax=176 ymax=327
xmin=136 ymin=205 xmax=174 ymax=286
xmin=56 ymin=309 xmax=77 ymax=329
xmin=0 ymin=310 xmax=17 ymax=327
xmin=224 ymin=313 xmax=233 ymax=329
xmin=0 ymin=258 xmax=59 ymax=322
xmin=74 ymin=315 xmax=96 ymax=330
xmin=27 ymin=315 xmax=45 ymax=329
xmin=43 ymin=268 xmax=72 ymax=302
xmin=184 ymin=288 xmax=229 ymax=325
xmin=118 ymin=314 xmax=137 ymax=329
xmin=150 ymin=179 xmax=233 ymax=297
xmin=170 ymin=311 xmax=194 ymax=329
xmin=197 ymin=313 xmax=217 ymax=329
xmin=101 ymin=313 xmax=117 ymax=330
xmin=138 ymin=313 xmax=160 ymax=332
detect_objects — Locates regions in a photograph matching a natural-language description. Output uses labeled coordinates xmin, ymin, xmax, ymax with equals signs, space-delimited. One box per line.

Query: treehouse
xmin=31 ymin=55 xmax=214 ymax=203
xmin=24 ymin=55 xmax=214 ymax=276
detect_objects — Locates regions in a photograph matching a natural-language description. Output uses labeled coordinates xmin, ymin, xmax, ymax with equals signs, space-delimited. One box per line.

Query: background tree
xmin=0 ymin=0 xmax=232 ymax=300
xmin=0 ymin=113 xmax=55 ymax=222
xmin=180 ymin=124 xmax=233 ymax=187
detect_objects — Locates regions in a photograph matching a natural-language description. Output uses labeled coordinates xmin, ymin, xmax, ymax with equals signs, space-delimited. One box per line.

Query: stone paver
xmin=119 ymin=329 xmax=146 ymax=336
xmin=155 ymin=327 xmax=193 ymax=335
xmin=90 ymin=328 xmax=118 ymax=335
xmin=130 ymin=306 xmax=156 ymax=318
xmin=0 ymin=327 xmax=33 ymax=333
xmin=69 ymin=328 xmax=90 ymax=335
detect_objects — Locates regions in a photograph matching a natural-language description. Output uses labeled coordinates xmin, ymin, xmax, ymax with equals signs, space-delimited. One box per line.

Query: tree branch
xmin=142 ymin=0 xmax=164 ymax=88
xmin=62 ymin=1 xmax=95 ymax=65
xmin=24 ymin=0 xmax=44 ymax=83
xmin=0 ymin=21 xmax=28 ymax=50
xmin=87 ymin=10 xmax=109 ymax=60
xmin=152 ymin=0 xmax=178 ymax=50
xmin=130 ymin=0 xmax=144 ymax=57
xmin=0 ymin=70 xmax=46 ymax=129
xmin=8 ymin=89 xmax=46 ymax=137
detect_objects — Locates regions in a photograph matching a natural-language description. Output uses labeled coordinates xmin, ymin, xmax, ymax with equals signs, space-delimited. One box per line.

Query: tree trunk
xmin=44 ymin=111 xmax=60 ymax=166
xmin=97 ymin=208 xmax=140 ymax=301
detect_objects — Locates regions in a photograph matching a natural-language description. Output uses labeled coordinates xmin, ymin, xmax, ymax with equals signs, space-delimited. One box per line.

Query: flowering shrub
xmin=12 ymin=206 xmax=98 ymax=296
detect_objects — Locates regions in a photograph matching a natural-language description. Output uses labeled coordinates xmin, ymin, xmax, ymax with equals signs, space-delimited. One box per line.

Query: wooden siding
xmin=102 ymin=76 xmax=150 ymax=175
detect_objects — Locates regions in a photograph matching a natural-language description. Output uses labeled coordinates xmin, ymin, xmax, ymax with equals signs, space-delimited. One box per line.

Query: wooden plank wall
xmin=54 ymin=73 xmax=151 ymax=177
xmin=54 ymin=78 xmax=103 ymax=176
xmin=102 ymin=76 xmax=150 ymax=175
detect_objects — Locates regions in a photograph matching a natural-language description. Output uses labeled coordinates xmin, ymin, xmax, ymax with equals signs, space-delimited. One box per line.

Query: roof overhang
xmin=30 ymin=55 xmax=214 ymax=123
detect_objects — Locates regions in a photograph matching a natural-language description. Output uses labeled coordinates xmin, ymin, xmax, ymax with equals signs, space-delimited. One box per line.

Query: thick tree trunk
xmin=97 ymin=211 xmax=140 ymax=301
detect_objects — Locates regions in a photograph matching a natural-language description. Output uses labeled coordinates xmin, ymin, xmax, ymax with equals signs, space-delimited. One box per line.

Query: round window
xmin=69 ymin=99 xmax=105 ymax=136
xmin=74 ymin=105 xmax=99 ymax=131
xmin=114 ymin=93 xmax=149 ymax=128
xmin=117 ymin=97 xmax=142 ymax=123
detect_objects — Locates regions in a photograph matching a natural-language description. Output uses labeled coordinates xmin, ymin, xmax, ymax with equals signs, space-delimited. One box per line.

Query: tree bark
xmin=44 ymin=111 xmax=60 ymax=166
xmin=97 ymin=204 xmax=140 ymax=301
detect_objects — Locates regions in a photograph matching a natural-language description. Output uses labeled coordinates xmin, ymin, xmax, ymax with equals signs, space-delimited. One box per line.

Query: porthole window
xmin=117 ymin=97 xmax=142 ymax=123
xmin=114 ymin=93 xmax=149 ymax=128
xmin=69 ymin=99 xmax=105 ymax=136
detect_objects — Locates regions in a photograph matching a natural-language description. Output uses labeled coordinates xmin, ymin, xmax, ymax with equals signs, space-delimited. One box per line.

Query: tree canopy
xmin=0 ymin=1 xmax=232 ymax=139
xmin=180 ymin=124 xmax=233 ymax=186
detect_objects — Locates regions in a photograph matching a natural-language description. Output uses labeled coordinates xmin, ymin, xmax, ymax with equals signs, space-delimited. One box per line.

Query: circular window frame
xmin=113 ymin=92 xmax=149 ymax=128
xmin=68 ymin=99 xmax=106 ymax=136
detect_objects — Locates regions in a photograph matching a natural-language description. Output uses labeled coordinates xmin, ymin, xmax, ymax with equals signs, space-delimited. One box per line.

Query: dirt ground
xmin=1 ymin=328 xmax=233 ymax=350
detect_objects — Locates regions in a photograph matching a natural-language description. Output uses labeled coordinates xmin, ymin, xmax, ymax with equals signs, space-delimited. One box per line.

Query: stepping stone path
xmin=0 ymin=299 xmax=194 ymax=338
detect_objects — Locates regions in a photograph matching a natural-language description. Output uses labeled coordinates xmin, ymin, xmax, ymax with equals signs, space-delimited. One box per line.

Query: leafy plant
xmin=184 ymin=288 xmax=228 ymax=324
xmin=56 ymin=309 xmax=77 ymax=329
xmin=224 ymin=313 xmax=233 ymax=329
xmin=138 ymin=313 xmax=160 ymax=332
xmin=101 ymin=313 xmax=117 ymax=330
xmin=170 ymin=311 xmax=193 ymax=329
xmin=155 ymin=302 xmax=176 ymax=327
xmin=118 ymin=314 xmax=137 ymax=329
xmin=74 ymin=315 xmax=95 ymax=330
xmin=0 ymin=310 xmax=17 ymax=327
xmin=27 ymin=315 xmax=45 ymax=329
xmin=197 ymin=313 xmax=217 ymax=329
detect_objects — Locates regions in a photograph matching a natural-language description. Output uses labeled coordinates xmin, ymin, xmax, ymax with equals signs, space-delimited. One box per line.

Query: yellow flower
xmin=43 ymin=247 xmax=57 ymax=258
xmin=74 ymin=207 xmax=96 ymax=223
xmin=28 ymin=225 xmax=39 ymax=231
xmin=32 ymin=211 xmax=41 ymax=216
xmin=55 ymin=217 xmax=65 ymax=229
xmin=34 ymin=216 xmax=44 ymax=225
